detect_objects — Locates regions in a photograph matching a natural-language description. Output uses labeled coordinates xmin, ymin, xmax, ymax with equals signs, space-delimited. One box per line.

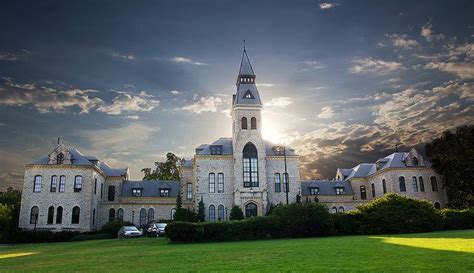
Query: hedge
xmin=166 ymin=194 xmax=474 ymax=243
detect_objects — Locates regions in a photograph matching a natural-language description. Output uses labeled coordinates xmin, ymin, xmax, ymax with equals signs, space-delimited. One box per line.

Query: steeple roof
xmin=233 ymin=49 xmax=262 ymax=107
xmin=239 ymin=49 xmax=255 ymax=76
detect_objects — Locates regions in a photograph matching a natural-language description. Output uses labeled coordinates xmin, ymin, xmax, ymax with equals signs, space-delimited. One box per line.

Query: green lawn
xmin=1 ymin=230 xmax=473 ymax=272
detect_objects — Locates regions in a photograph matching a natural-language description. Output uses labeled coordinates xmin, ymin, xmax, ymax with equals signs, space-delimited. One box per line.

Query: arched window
xmin=413 ymin=157 xmax=419 ymax=167
xmin=209 ymin=173 xmax=215 ymax=193
xmin=47 ymin=206 xmax=54 ymax=224
xmin=412 ymin=176 xmax=418 ymax=192
xmin=241 ymin=117 xmax=248 ymax=130
xmin=399 ymin=176 xmax=406 ymax=192
xmin=274 ymin=173 xmax=281 ymax=192
xmin=74 ymin=176 xmax=82 ymax=192
xmin=251 ymin=117 xmax=257 ymax=129
xmin=209 ymin=205 xmax=216 ymax=221
xmin=33 ymin=175 xmax=42 ymax=192
xmin=434 ymin=202 xmax=441 ymax=209
xmin=419 ymin=176 xmax=425 ymax=192
xmin=360 ymin=185 xmax=367 ymax=200
xmin=371 ymin=183 xmax=376 ymax=198
xmin=117 ymin=208 xmax=124 ymax=220
xmin=186 ymin=183 xmax=193 ymax=200
xmin=92 ymin=208 xmax=96 ymax=226
xmin=50 ymin=175 xmax=58 ymax=192
xmin=218 ymin=173 xmax=224 ymax=193
xmin=30 ymin=206 xmax=39 ymax=224
xmin=338 ymin=206 xmax=344 ymax=213
xmin=71 ymin=206 xmax=80 ymax=224
xmin=108 ymin=186 xmax=116 ymax=201
xmin=331 ymin=206 xmax=337 ymax=213
xmin=56 ymin=153 xmax=64 ymax=164
xmin=59 ymin=175 xmax=66 ymax=192
xmin=148 ymin=208 xmax=155 ymax=223
xmin=283 ymin=173 xmax=289 ymax=193
xmin=171 ymin=208 xmax=176 ymax=220
xmin=139 ymin=208 xmax=146 ymax=226
xmin=56 ymin=206 xmax=63 ymax=224
xmin=245 ymin=203 xmax=257 ymax=217
xmin=218 ymin=205 xmax=225 ymax=221
xmin=243 ymin=142 xmax=258 ymax=187
xmin=109 ymin=208 xmax=115 ymax=222
xmin=431 ymin=176 xmax=438 ymax=191
xmin=382 ymin=179 xmax=387 ymax=194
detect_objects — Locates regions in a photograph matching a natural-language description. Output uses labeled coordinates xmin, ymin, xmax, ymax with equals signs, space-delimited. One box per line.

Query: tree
xmin=176 ymin=191 xmax=183 ymax=210
xmin=141 ymin=152 xmax=181 ymax=180
xmin=426 ymin=125 xmax=474 ymax=208
xmin=196 ymin=199 xmax=205 ymax=222
xmin=229 ymin=205 xmax=244 ymax=220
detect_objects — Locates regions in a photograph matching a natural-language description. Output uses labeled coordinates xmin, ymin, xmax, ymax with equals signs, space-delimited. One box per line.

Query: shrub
xmin=229 ymin=205 xmax=244 ymax=220
xmin=99 ymin=219 xmax=134 ymax=237
xmin=165 ymin=221 xmax=203 ymax=242
xmin=174 ymin=208 xmax=198 ymax=222
xmin=439 ymin=208 xmax=474 ymax=230
xmin=329 ymin=212 xmax=361 ymax=236
xmin=268 ymin=202 xmax=332 ymax=237
xmin=355 ymin=193 xmax=442 ymax=234
xmin=70 ymin=233 xmax=113 ymax=242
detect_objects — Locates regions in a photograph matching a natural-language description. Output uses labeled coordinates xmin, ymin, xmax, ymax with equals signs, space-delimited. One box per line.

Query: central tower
xmin=232 ymin=49 xmax=268 ymax=215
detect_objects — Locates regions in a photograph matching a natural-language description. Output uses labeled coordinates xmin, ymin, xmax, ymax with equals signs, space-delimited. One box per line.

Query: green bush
xmin=99 ymin=219 xmax=134 ymax=237
xmin=439 ymin=208 xmax=474 ymax=230
xmin=70 ymin=233 xmax=113 ymax=242
xmin=329 ymin=212 xmax=361 ymax=235
xmin=174 ymin=208 xmax=198 ymax=222
xmin=355 ymin=193 xmax=442 ymax=234
xmin=165 ymin=221 xmax=203 ymax=242
xmin=229 ymin=205 xmax=244 ymax=220
xmin=268 ymin=202 xmax=332 ymax=237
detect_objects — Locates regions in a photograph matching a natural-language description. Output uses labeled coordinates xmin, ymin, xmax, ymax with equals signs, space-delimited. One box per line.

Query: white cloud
xmin=127 ymin=115 xmax=140 ymax=120
xmin=349 ymin=57 xmax=404 ymax=75
xmin=170 ymin=90 xmax=180 ymax=95
xmin=171 ymin=56 xmax=207 ymax=66
xmin=181 ymin=96 xmax=224 ymax=114
xmin=425 ymin=62 xmax=474 ymax=79
xmin=388 ymin=34 xmax=419 ymax=49
xmin=257 ymin=83 xmax=276 ymax=87
xmin=317 ymin=106 xmax=335 ymax=119
xmin=111 ymin=51 xmax=135 ymax=60
xmin=265 ymin=97 xmax=293 ymax=108
xmin=297 ymin=60 xmax=325 ymax=71
xmin=319 ymin=2 xmax=338 ymax=9
xmin=0 ymin=49 xmax=30 ymax=61
xmin=421 ymin=21 xmax=445 ymax=42
xmin=97 ymin=91 xmax=160 ymax=115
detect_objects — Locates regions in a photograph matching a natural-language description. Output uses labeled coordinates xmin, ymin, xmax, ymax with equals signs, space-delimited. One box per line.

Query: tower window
xmin=251 ymin=117 xmax=257 ymax=129
xmin=243 ymin=90 xmax=254 ymax=99
xmin=243 ymin=142 xmax=258 ymax=187
xmin=56 ymin=153 xmax=64 ymax=164
xmin=241 ymin=117 xmax=248 ymax=130
xmin=360 ymin=185 xmax=367 ymax=200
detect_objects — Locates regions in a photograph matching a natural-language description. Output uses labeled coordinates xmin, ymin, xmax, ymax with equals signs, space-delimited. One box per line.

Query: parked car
xmin=118 ymin=226 xmax=143 ymax=239
xmin=147 ymin=223 xmax=167 ymax=237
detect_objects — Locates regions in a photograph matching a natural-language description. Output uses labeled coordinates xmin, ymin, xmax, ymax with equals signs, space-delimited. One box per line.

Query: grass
xmin=0 ymin=230 xmax=473 ymax=272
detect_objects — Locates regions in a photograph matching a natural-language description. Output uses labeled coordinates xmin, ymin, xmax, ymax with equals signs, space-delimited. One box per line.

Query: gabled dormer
xmin=404 ymin=148 xmax=426 ymax=167
xmin=47 ymin=144 xmax=73 ymax=165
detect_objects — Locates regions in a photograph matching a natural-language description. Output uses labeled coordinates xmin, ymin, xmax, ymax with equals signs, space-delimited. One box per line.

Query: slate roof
xmin=234 ymin=83 xmax=262 ymax=106
xmin=345 ymin=163 xmax=377 ymax=180
xmin=121 ymin=180 xmax=181 ymax=197
xmin=181 ymin=159 xmax=193 ymax=167
xmin=239 ymin=49 xmax=255 ymax=76
xmin=31 ymin=147 xmax=128 ymax=177
xmin=195 ymin=138 xmax=298 ymax=156
xmin=301 ymin=180 xmax=353 ymax=195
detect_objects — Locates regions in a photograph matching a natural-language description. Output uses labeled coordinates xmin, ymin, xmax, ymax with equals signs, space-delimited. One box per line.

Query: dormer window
xmin=210 ymin=145 xmax=223 ymax=155
xmin=309 ymin=187 xmax=319 ymax=195
xmin=132 ymin=188 xmax=142 ymax=197
xmin=56 ymin=153 xmax=64 ymax=164
xmin=160 ymin=188 xmax=170 ymax=197
xmin=413 ymin=157 xmax=419 ymax=167
xmin=243 ymin=90 xmax=254 ymax=99
xmin=335 ymin=187 xmax=344 ymax=195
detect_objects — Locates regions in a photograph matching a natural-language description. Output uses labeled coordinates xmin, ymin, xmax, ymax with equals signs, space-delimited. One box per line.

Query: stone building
xmin=18 ymin=49 xmax=446 ymax=232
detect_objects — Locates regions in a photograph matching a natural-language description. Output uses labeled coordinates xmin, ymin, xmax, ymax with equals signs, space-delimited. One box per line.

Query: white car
xmin=118 ymin=226 xmax=143 ymax=239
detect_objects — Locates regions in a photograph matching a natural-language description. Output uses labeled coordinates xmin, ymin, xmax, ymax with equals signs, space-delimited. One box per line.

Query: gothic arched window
xmin=431 ymin=176 xmax=438 ymax=191
xmin=419 ymin=176 xmax=425 ymax=192
xmin=399 ymin=176 xmax=406 ymax=192
xmin=412 ymin=176 xmax=418 ymax=192
xmin=382 ymin=179 xmax=387 ymax=194
xmin=50 ymin=175 xmax=58 ymax=192
xmin=47 ymin=206 xmax=54 ymax=224
xmin=30 ymin=206 xmax=39 ymax=224
xmin=251 ymin=117 xmax=257 ymax=129
xmin=148 ymin=208 xmax=155 ymax=223
xmin=56 ymin=153 xmax=64 ymax=164
xmin=56 ymin=206 xmax=63 ymax=224
xmin=209 ymin=205 xmax=216 ymax=222
xmin=243 ymin=142 xmax=258 ymax=187
xmin=218 ymin=205 xmax=225 ymax=221
xmin=139 ymin=208 xmax=146 ymax=226
xmin=360 ymin=186 xmax=367 ymax=200
xmin=109 ymin=208 xmax=116 ymax=222
xmin=245 ymin=203 xmax=257 ymax=217
xmin=33 ymin=175 xmax=42 ymax=192
xmin=117 ymin=208 xmax=124 ymax=220
xmin=71 ymin=206 xmax=80 ymax=224
xmin=241 ymin=117 xmax=248 ymax=130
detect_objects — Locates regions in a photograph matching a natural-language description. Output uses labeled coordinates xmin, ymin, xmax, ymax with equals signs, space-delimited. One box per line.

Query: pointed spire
xmin=239 ymin=48 xmax=255 ymax=76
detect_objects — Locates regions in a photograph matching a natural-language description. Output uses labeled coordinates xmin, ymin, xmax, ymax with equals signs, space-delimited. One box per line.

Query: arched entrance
xmin=245 ymin=202 xmax=258 ymax=217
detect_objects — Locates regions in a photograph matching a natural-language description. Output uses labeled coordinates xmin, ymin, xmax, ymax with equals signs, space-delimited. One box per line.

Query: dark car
xmin=147 ymin=223 xmax=167 ymax=237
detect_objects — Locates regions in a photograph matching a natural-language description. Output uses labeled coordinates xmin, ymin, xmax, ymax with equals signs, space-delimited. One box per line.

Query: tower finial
xmin=243 ymin=39 xmax=246 ymax=51
xmin=57 ymin=137 xmax=60 ymax=145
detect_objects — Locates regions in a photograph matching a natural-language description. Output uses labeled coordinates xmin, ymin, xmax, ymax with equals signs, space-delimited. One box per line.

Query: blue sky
xmin=1 ymin=0 xmax=473 ymax=189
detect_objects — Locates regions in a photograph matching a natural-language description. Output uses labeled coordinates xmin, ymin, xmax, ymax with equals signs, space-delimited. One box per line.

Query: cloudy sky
xmin=1 ymin=0 xmax=473 ymax=190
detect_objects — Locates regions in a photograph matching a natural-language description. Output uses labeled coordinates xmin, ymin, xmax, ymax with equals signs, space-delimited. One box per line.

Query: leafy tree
xmin=176 ymin=191 xmax=183 ymax=210
xmin=196 ymin=199 xmax=205 ymax=222
xmin=426 ymin=125 xmax=474 ymax=208
xmin=229 ymin=205 xmax=244 ymax=220
xmin=0 ymin=188 xmax=21 ymax=232
xmin=141 ymin=152 xmax=181 ymax=180
xmin=0 ymin=204 xmax=13 ymax=231
xmin=174 ymin=208 xmax=197 ymax=222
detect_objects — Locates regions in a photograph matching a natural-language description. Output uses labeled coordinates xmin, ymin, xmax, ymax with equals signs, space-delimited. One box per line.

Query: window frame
xmin=159 ymin=188 xmax=170 ymax=197
xmin=431 ymin=176 xmax=438 ymax=191
xmin=309 ymin=187 xmax=319 ymax=195
xmin=371 ymin=183 xmax=376 ymax=198
xmin=74 ymin=176 xmax=82 ymax=192
xmin=47 ymin=206 xmax=54 ymax=224
xmin=56 ymin=206 xmax=63 ymax=224
xmin=132 ymin=188 xmax=142 ymax=197
xmin=250 ymin=117 xmax=257 ymax=129
xmin=59 ymin=175 xmax=66 ymax=192
xmin=209 ymin=205 xmax=216 ymax=222
xmin=33 ymin=175 xmax=42 ymax=193
xmin=335 ymin=187 xmax=344 ymax=195
xmin=50 ymin=175 xmax=58 ymax=192
xmin=241 ymin=117 xmax=248 ymax=130
xmin=117 ymin=208 xmax=124 ymax=220
xmin=71 ymin=206 xmax=80 ymax=224
xmin=399 ymin=176 xmax=406 ymax=192
xmin=217 ymin=205 xmax=225 ymax=221
xmin=382 ymin=179 xmax=387 ymax=194
xmin=419 ymin=176 xmax=425 ymax=192
xmin=108 ymin=185 xmax=116 ymax=201
xmin=217 ymin=173 xmax=224 ymax=193
xmin=148 ymin=208 xmax=154 ymax=223
xmin=109 ymin=208 xmax=116 ymax=222
xmin=209 ymin=173 xmax=215 ymax=193
xmin=186 ymin=183 xmax=193 ymax=200
xmin=30 ymin=206 xmax=39 ymax=224
xmin=360 ymin=185 xmax=367 ymax=200
xmin=243 ymin=143 xmax=259 ymax=188
xmin=274 ymin=173 xmax=281 ymax=192
xmin=412 ymin=176 xmax=419 ymax=192
xmin=139 ymin=208 xmax=147 ymax=226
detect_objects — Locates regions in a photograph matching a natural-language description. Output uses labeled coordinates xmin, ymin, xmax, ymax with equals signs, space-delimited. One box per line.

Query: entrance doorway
xmin=245 ymin=202 xmax=257 ymax=217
